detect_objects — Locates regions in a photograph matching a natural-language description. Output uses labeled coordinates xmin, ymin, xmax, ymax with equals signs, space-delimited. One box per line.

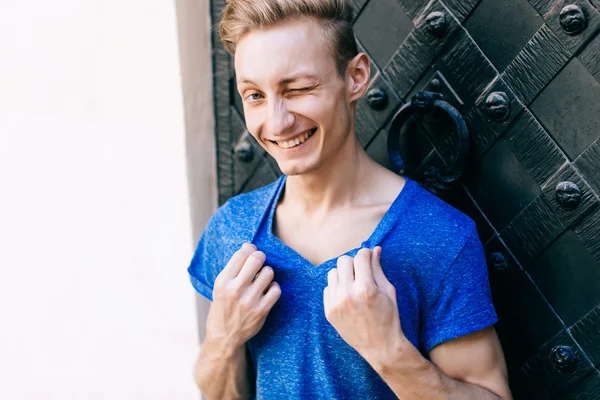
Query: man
xmin=188 ymin=0 xmax=512 ymax=398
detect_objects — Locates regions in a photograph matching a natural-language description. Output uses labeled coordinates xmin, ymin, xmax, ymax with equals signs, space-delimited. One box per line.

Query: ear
xmin=346 ymin=52 xmax=370 ymax=103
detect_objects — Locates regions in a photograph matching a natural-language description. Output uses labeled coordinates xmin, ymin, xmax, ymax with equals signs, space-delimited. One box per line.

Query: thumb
xmin=371 ymin=247 xmax=396 ymax=299
xmin=371 ymin=246 xmax=388 ymax=286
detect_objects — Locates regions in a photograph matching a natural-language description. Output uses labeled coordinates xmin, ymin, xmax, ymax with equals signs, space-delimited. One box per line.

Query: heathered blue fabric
xmin=188 ymin=175 xmax=498 ymax=399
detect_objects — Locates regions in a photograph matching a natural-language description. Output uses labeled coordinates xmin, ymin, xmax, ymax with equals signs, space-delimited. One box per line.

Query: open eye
xmin=244 ymin=92 xmax=264 ymax=102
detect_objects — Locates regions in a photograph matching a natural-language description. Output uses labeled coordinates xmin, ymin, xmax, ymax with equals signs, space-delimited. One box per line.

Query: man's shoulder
xmin=407 ymin=182 xmax=475 ymax=234
xmin=386 ymin=180 xmax=477 ymax=260
xmin=207 ymin=177 xmax=282 ymax=232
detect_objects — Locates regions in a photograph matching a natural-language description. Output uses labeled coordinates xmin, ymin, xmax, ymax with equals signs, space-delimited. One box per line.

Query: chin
xmin=278 ymin=159 xmax=321 ymax=176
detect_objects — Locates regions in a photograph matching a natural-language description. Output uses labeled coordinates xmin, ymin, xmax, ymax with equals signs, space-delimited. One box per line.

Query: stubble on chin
xmin=280 ymin=164 xmax=312 ymax=177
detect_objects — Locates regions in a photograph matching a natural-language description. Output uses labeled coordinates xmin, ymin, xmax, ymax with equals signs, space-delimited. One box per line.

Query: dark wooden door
xmin=210 ymin=0 xmax=600 ymax=398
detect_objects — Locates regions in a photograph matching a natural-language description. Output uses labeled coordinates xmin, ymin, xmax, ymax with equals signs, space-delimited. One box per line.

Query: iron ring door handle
xmin=387 ymin=91 xmax=470 ymax=192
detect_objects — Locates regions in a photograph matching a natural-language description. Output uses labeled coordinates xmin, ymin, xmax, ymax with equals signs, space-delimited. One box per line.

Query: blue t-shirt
xmin=188 ymin=175 xmax=497 ymax=399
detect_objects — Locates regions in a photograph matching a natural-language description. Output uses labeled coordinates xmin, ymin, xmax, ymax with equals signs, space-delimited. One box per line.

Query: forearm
xmin=195 ymin=338 xmax=253 ymax=400
xmin=368 ymin=340 xmax=504 ymax=400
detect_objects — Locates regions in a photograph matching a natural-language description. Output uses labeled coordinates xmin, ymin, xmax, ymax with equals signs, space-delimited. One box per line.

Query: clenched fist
xmin=205 ymin=243 xmax=281 ymax=352
xmin=323 ymin=247 xmax=406 ymax=365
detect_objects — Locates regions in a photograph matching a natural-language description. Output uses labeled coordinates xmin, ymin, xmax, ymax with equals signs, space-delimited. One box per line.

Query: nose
xmin=266 ymin=99 xmax=295 ymax=137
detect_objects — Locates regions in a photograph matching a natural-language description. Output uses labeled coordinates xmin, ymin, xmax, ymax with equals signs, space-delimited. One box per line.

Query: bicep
xmin=429 ymin=326 xmax=512 ymax=400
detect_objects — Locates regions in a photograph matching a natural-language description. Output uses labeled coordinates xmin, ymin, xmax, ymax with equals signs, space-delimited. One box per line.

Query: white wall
xmin=0 ymin=1 xmax=211 ymax=398
xmin=174 ymin=0 xmax=216 ymax=348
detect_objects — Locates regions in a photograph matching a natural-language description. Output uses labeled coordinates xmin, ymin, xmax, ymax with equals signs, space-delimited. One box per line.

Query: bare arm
xmin=372 ymin=327 xmax=512 ymax=399
xmin=193 ymin=243 xmax=281 ymax=400
xmin=324 ymin=247 xmax=511 ymax=400
xmin=195 ymin=330 xmax=254 ymax=399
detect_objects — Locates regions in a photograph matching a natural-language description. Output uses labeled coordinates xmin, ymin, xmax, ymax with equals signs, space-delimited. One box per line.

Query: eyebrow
xmin=237 ymin=74 xmax=321 ymax=86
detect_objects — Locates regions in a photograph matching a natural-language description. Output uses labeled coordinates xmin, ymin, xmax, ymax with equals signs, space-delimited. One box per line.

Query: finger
xmin=327 ymin=267 xmax=339 ymax=288
xmin=236 ymin=251 xmax=266 ymax=284
xmin=323 ymin=286 xmax=330 ymax=314
xmin=337 ymin=255 xmax=355 ymax=286
xmin=354 ymin=248 xmax=375 ymax=284
xmin=371 ymin=246 xmax=390 ymax=287
xmin=219 ymin=243 xmax=256 ymax=280
xmin=258 ymin=281 xmax=281 ymax=311
xmin=248 ymin=266 xmax=275 ymax=300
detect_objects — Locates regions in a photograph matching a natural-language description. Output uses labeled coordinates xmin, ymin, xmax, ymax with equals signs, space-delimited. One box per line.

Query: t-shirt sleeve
xmin=421 ymin=227 xmax=498 ymax=353
xmin=187 ymin=211 xmax=226 ymax=302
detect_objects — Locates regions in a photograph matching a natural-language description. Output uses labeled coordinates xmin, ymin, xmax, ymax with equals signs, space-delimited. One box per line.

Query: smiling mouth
xmin=270 ymin=128 xmax=317 ymax=149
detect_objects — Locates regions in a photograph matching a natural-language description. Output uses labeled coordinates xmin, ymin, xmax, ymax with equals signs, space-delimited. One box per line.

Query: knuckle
xmin=238 ymin=297 xmax=254 ymax=312
xmin=355 ymin=285 xmax=377 ymax=302
xmin=257 ymin=306 xmax=271 ymax=317
xmin=213 ymin=274 xmax=225 ymax=288
xmin=230 ymin=250 xmax=248 ymax=263
xmin=260 ymin=266 xmax=274 ymax=280
xmin=356 ymin=248 xmax=370 ymax=258
xmin=340 ymin=292 xmax=353 ymax=307
xmin=226 ymin=253 xmax=246 ymax=270
xmin=223 ymin=281 xmax=243 ymax=300
xmin=388 ymin=284 xmax=396 ymax=296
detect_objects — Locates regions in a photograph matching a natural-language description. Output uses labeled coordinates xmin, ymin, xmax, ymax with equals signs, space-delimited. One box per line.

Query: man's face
xmin=235 ymin=18 xmax=357 ymax=176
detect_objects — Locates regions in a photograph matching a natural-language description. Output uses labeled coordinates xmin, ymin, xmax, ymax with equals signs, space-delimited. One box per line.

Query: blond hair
xmin=220 ymin=0 xmax=358 ymax=76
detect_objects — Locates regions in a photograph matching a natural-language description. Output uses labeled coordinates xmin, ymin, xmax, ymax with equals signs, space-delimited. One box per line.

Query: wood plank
xmin=575 ymin=137 xmax=600 ymax=197
xmin=239 ymin=157 xmax=278 ymax=194
xmin=383 ymin=31 xmax=435 ymax=99
xmin=574 ymin=206 xmax=600 ymax=265
xmin=443 ymin=0 xmax=480 ymax=22
xmin=569 ymin=372 xmax=600 ymax=400
xmin=347 ymin=0 xmax=369 ymax=19
xmin=439 ymin=27 xmax=498 ymax=109
xmin=502 ymin=24 xmax=571 ymax=105
xmin=528 ymin=0 xmax=555 ymax=16
xmin=579 ymin=33 xmax=600 ymax=83
xmin=504 ymin=110 xmax=568 ymax=187
xmin=393 ymin=0 xmax=430 ymax=20
xmin=383 ymin=0 xmax=462 ymax=99
xmin=355 ymin=73 xmax=402 ymax=146
xmin=571 ymin=306 xmax=600 ymax=368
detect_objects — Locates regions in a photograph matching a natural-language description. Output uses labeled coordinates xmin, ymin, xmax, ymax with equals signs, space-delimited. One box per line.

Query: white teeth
xmin=277 ymin=129 xmax=315 ymax=148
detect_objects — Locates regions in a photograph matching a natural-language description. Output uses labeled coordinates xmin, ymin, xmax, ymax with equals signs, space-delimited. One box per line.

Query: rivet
xmin=425 ymin=12 xmax=447 ymax=37
xmin=234 ymin=137 xmax=254 ymax=163
xmin=485 ymin=92 xmax=510 ymax=122
xmin=550 ymin=346 xmax=579 ymax=374
xmin=428 ymin=78 xmax=441 ymax=92
xmin=555 ymin=181 xmax=581 ymax=209
xmin=366 ymin=88 xmax=388 ymax=111
xmin=488 ymin=252 xmax=509 ymax=272
xmin=560 ymin=5 xmax=586 ymax=35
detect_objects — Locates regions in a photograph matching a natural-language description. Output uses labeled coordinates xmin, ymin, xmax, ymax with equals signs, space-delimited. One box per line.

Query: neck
xmin=284 ymin=133 xmax=379 ymax=213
